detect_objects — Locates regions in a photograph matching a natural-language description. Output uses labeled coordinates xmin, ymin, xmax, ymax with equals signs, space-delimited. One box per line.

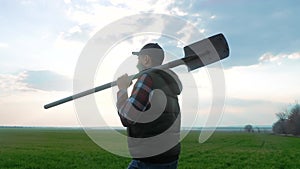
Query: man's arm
xmin=116 ymin=73 xmax=153 ymax=127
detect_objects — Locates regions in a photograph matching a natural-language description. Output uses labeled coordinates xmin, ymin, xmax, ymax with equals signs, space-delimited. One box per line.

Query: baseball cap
xmin=132 ymin=43 xmax=164 ymax=63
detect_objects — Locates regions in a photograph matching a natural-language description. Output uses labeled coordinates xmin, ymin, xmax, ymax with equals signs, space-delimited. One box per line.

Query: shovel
xmin=44 ymin=33 xmax=229 ymax=109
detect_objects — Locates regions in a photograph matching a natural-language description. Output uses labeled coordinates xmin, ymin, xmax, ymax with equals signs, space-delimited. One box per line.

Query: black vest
xmin=127 ymin=69 xmax=181 ymax=163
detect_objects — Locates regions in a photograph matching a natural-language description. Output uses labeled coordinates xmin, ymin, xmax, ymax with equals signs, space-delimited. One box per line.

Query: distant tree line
xmin=243 ymin=125 xmax=268 ymax=133
xmin=244 ymin=124 xmax=254 ymax=132
xmin=273 ymin=102 xmax=300 ymax=136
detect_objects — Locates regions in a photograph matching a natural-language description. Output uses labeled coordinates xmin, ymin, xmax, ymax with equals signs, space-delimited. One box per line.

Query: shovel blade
xmin=183 ymin=33 xmax=229 ymax=71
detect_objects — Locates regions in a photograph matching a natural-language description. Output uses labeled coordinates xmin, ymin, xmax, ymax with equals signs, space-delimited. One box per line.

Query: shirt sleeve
xmin=116 ymin=73 xmax=153 ymax=127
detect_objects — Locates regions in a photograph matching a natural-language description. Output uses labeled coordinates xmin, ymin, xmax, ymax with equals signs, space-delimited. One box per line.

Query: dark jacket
xmin=127 ymin=68 xmax=182 ymax=163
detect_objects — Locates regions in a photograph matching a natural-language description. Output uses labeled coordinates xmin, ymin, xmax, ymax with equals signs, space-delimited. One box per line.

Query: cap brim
xmin=132 ymin=52 xmax=140 ymax=55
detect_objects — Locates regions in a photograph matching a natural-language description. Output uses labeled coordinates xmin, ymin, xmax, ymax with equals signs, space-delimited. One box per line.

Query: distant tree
xmin=272 ymin=119 xmax=288 ymax=134
xmin=287 ymin=103 xmax=300 ymax=135
xmin=244 ymin=124 xmax=253 ymax=133
xmin=273 ymin=111 xmax=289 ymax=134
xmin=276 ymin=111 xmax=288 ymax=121
xmin=273 ymin=101 xmax=300 ymax=136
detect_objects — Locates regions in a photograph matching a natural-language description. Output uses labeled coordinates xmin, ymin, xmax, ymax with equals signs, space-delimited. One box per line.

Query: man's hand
xmin=117 ymin=74 xmax=132 ymax=90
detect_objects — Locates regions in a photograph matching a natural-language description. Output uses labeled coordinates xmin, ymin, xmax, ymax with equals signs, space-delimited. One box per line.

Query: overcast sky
xmin=0 ymin=0 xmax=299 ymax=127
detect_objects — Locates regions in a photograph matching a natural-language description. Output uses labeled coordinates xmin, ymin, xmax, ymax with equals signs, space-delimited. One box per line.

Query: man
xmin=116 ymin=43 xmax=182 ymax=169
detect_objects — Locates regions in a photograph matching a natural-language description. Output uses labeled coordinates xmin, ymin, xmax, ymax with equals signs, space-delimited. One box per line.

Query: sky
xmin=0 ymin=0 xmax=300 ymax=128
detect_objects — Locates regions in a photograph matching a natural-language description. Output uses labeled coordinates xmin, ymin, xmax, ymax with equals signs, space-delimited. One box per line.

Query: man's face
xmin=136 ymin=55 xmax=146 ymax=72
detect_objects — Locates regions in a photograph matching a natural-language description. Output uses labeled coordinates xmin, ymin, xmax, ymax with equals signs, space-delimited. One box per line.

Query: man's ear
xmin=143 ymin=55 xmax=152 ymax=66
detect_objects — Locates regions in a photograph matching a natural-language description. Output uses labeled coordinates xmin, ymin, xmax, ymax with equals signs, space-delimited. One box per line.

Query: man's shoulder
xmin=134 ymin=72 xmax=153 ymax=88
xmin=137 ymin=72 xmax=153 ymax=81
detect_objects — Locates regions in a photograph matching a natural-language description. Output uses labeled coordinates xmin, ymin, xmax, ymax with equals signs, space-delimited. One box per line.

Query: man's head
xmin=132 ymin=43 xmax=164 ymax=71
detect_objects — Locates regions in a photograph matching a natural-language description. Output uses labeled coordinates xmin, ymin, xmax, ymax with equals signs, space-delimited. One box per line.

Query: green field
xmin=0 ymin=128 xmax=299 ymax=169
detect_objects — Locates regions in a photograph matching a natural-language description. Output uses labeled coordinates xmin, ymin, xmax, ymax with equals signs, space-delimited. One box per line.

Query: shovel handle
xmin=43 ymin=59 xmax=187 ymax=109
xmin=44 ymin=74 xmax=138 ymax=109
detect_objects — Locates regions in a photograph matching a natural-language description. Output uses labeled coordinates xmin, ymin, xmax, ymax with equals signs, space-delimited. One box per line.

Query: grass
xmin=0 ymin=128 xmax=299 ymax=169
xmin=179 ymin=132 xmax=300 ymax=169
xmin=0 ymin=128 xmax=129 ymax=169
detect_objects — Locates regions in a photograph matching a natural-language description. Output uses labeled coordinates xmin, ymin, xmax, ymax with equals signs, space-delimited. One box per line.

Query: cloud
xmin=0 ymin=42 xmax=8 ymax=48
xmin=259 ymin=52 xmax=300 ymax=64
xmin=61 ymin=24 xmax=94 ymax=42
xmin=64 ymin=0 xmax=71 ymax=4
xmin=0 ymin=70 xmax=72 ymax=95
xmin=20 ymin=0 xmax=34 ymax=5
xmin=65 ymin=2 xmax=136 ymax=33
xmin=23 ymin=70 xmax=72 ymax=91
xmin=0 ymin=90 xmax=78 ymax=127
xmin=210 ymin=15 xmax=216 ymax=19
xmin=108 ymin=0 xmax=176 ymax=14
xmin=53 ymin=1 xmax=210 ymax=74
xmin=220 ymin=48 xmax=300 ymax=126
xmin=0 ymin=72 xmax=31 ymax=95
xmin=225 ymin=51 xmax=300 ymax=103
xmin=221 ymin=98 xmax=286 ymax=126
xmin=62 ymin=0 xmax=207 ymax=41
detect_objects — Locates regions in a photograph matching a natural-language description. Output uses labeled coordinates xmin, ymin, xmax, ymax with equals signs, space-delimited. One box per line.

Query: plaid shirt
xmin=117 ymin=73 xmax=153 ymax=127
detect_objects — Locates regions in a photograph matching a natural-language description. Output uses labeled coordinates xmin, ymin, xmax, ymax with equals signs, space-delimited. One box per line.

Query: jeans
xmin=127 ymin=159 xmax=178 ymax=169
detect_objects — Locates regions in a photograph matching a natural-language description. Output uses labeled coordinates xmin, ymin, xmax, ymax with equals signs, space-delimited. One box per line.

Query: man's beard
xmin=136 ymin=63 xmax=146 ymax=72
